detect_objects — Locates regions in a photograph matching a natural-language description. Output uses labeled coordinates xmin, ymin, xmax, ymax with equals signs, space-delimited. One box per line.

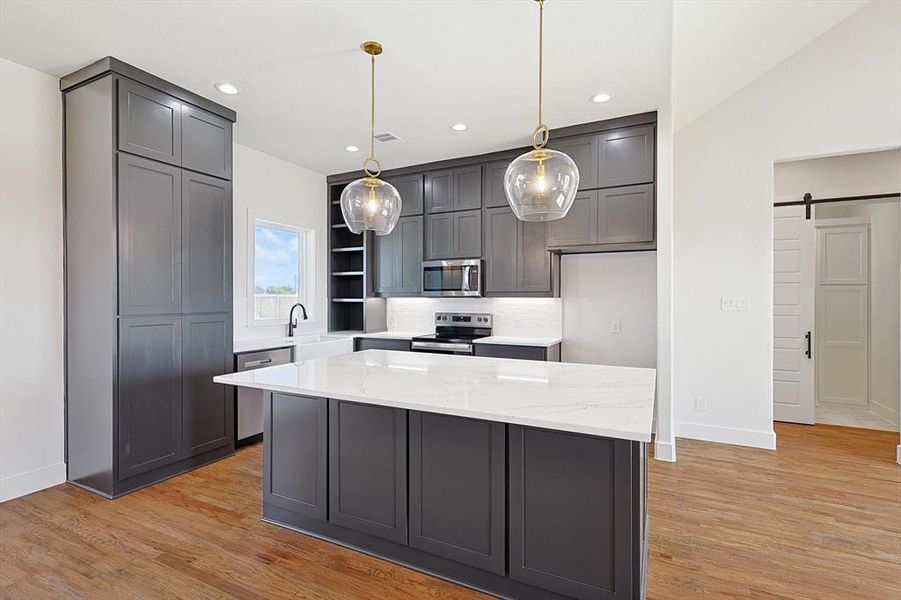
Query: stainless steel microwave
xmin=422 ymin=259 xmax=483 ymax=297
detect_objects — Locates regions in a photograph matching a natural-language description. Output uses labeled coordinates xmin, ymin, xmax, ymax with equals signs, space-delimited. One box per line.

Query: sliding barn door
xmin=773 ymin=206 xmax=815 ymax=424
xmin=815 ymin=223 xmax=869 ymax=408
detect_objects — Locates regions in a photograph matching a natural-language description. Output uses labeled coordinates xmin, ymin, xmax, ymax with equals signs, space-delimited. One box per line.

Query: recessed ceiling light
xmin=214 ymin=82 xmax=239 ymax=95
xmin=450 ymin=123 xmax=468 ymax=132
xmin=589 ymin=92 xmax=612 ymax=104
xmin=345 ymin=145 xmax=360 ymax=152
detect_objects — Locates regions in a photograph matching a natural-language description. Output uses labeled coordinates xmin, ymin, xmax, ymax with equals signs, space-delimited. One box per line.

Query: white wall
xmin=561 ymin=253 xmax=656 ymax=368
xmin=774 ymin=149 xmax=901 ymax=202
xmin=387 ymin=298 xmax=562 ymax=339
xmin=672 ymin=1 xmax=901 ymax=449
xmin=232 ymin=143 xmax=327 ymax=342
xmin=0 ymin=58 xmax=65 ymax=501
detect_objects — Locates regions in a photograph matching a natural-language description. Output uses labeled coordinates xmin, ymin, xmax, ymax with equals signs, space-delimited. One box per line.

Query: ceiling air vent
xmin=374 ymin=131 xmax=402 ymax=143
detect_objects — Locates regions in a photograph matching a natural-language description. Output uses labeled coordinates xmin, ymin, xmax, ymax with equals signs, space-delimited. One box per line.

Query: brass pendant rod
xmin=537 ymin=0 xmax=544 ymax=129
xmin=369 ymin=53 xmax=375 ymax=163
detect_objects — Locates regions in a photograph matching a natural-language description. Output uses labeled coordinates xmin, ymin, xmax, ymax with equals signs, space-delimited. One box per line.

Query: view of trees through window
xmin=253 ymin=222 xmax=302 ymax=321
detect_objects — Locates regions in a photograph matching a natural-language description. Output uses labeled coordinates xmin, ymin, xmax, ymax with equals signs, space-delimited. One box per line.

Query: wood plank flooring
xmin=1 ymin=423 xmax=899 ymax=599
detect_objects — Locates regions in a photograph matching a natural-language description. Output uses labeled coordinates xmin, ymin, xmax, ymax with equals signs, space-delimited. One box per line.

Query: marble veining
xmin=214 ymin=350 xmax=655 ymax=441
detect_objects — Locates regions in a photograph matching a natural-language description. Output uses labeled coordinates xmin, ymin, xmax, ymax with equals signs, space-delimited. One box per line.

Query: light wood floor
xmin=2 ymin=423 xmax=899 ymax=599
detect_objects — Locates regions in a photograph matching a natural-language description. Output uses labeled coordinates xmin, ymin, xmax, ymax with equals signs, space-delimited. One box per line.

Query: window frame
xmin=248 ymin=217 xmax=311 ymax=326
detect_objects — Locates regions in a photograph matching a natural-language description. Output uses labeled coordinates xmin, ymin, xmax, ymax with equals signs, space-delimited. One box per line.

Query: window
xmin=251 ymin=220 xmax=308 ymax=322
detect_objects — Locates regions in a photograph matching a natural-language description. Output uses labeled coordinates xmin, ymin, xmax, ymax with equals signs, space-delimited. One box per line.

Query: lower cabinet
xmin=354 ymin=337 xmax=412 ymax=352
xmin=182 ymin=314 xmax=231 ymax=456
xmin=328 ymin=399 xmax=408 ymax=544
xmin=409 ymin=412 xmax=506 ymax=574
xmin=508 ymin=426 xmax=636 ymax=600
xmin=474 ymin=343 xmax=561 ymax=361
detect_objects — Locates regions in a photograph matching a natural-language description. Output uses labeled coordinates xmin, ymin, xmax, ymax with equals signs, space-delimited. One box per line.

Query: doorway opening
xmin=772 ymin=149 xmax=900 ymax=433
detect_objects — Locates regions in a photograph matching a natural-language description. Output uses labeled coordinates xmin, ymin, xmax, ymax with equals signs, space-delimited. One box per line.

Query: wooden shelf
xmin=332 ymin=271 xmax=364 ymax=277
xmin=331 ymin=298 xmax=365 ymax=303
xmin=331 ymin=223 xmax=351 ymax=229
xmin=331 ymin=246 xmax=364 ymax=253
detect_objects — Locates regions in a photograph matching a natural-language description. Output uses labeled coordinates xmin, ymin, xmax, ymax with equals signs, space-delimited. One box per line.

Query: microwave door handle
xmin=461 ymin=265 xmax=471 ymax=292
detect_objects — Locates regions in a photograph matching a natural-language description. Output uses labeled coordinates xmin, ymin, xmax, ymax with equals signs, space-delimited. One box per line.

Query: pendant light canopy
xmin=504 ymin=0 xmax=579 ymax=222
xmin=340 ymin=41 xmax=402 ymax=236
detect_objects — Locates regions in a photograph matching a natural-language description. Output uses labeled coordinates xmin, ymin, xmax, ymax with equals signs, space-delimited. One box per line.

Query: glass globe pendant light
xmin=340 ymin=41 xmax=402 ymax=235
xmin=504 ymin=0 xmax=579 ymax=222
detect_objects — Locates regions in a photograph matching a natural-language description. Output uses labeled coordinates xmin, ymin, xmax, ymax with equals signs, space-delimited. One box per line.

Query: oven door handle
xmin=411 ymin=341 xmax=474 ymax=353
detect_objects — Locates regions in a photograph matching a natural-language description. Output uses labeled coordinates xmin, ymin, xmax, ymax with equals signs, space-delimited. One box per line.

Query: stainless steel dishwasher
xmin=235 ymin=347 xmax=293 ymax=445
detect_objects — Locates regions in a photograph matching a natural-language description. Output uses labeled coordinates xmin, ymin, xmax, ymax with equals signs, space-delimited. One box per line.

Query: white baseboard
xmin=676 ymin=421 xmax=777 ymax=450
xmin=897 ymin=444 xmax=901 ymax=466
xmin=654 ymin=439 xmax=676 ymax=462
xmin=0 ymin=462 xmax=66 ymax=503
xmin=869 ymin=399 xmax=900 ymax=428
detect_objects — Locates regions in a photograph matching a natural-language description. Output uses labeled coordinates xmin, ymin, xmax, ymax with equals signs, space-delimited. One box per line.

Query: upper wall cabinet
xmin=425 ymin=210 xmax=482 ymax=260
xmin=385 ymin=173 xmax=424 ymax=216
xmin=549 ymin=135 xmax=598 ymax=190
xmin=376 ymin=215 xmax=423 ymax=295
xmin=118 ymin=78 xmax=182 ymax=166
xmin=598 ymin=125 xmax=654 ymax=188
xmin=425 ymin=166 xmax=482 ymax=213
xmin=118 ymin=77 xmax=233 ymax=180
xmin=484 ymin=207 xmax=552 ymax=296
xmin=483 ymin=160 xmax=510 ymax=208
xmin=182 ymin=105 xmax=233 ymax=180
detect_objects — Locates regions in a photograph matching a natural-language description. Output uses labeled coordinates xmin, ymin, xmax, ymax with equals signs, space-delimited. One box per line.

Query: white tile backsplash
xmin=387 ymin=298 xmax=562 ymax=338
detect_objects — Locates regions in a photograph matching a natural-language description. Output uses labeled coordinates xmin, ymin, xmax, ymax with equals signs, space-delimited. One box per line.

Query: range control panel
xmin=434 ymin=312 xmax=492 ymax=327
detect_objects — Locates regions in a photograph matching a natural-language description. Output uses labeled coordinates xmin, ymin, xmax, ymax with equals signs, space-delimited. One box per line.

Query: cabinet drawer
xmin=237 ymin=347 xmax=293 ymax=370
xmin=354 ymin=338 xmax=412 ymax=352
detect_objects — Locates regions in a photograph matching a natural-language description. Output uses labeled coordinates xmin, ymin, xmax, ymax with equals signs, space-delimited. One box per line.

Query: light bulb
xmin=534 ymin=161 xmax=547 ymax=193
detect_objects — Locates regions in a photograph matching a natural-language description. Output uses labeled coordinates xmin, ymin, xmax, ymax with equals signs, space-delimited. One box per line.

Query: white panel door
xmin=773 ymin=206 xmax=815 ymax=424
xmin=816 ymin=224 xmax=869 ymax=407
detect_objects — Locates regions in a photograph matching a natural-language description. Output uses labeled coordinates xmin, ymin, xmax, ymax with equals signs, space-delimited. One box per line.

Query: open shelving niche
xmin=328 ymin=183 xmax=387 ymax=332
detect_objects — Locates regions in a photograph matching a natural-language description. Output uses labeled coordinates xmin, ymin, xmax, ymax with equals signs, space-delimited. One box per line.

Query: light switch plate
xmin=695 ymin=397 xmax=708 ymax=412
xmin=720 ymin=297 xmax=751 ymax=312
xmin=610 ymin=320 xmax=622 ymax=334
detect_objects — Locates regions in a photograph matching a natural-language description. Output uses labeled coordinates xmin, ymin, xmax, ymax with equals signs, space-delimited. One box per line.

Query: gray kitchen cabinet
xmin=354 ymin=337 xmax=412 ymax=352
xmin=482 ymin=160 xmax=510 ymax=208
xmin=118 ymin=78 xmax=182 ymax=166
xmin=425 ymin=166 xmax=482 ymax=213
xmin=386 ymin=173 xmax=424 ymax=216
xmin=328 ymin=399 xmax=408 ymax=544
xmin=118 ymin=316 xmax=183 ymax=479
xmin=265 ymin=393 xmax=328 ymax=520
xmin=118 ymin=153 xmax=182 ymax=315
xmin=64 ymin=59 xmax=236 ymax=499
xmin=509 ymin=426 xmax=635 ymax=599
xmin=182 ymin=171 xmax=232 ymax=313
xmin=598 ymin=125 xmax=654 ymax=188
xmin=182 ymin=314 xmax=232 ymax=457
xmin=181 ymin=104 xmax=233 ymax=180
xmin=455 ymin=210 xmax=482 ymax=258
xmin=485 ymin=206 xmax=552 ymax=295
xmin=598 ymin=184 xmax=655 ymax=244
xmin=474 ymin=343 xmax=560 ymax=361
xmin=409 ymin=412 xmax=506 ymax=574
xmin=549 ymin=134 xmax=598 ymax=190
xmin=426 ymin=210 xmax=481 ymax=259
xmin=376 ymin=215 xmax=422 ymax=295
xmin=545 ymin=190 xmax=598 ymax=248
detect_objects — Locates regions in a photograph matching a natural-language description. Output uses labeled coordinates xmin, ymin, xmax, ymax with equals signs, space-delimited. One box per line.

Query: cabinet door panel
xmin=598 ymin=125 xmax=654 ymax=188
xmin=550 ymin=134 xmax=598 ymax=190
xmin=399 ymin=216 xmax=423 ymax=293
xmin=597 ymin=184 xmax=654 ymax=244
xmin=425 ymin=169 xmax=455 ymax=213
xmin=265 ymin=393 xmax=328 ymax=520
xmin=483 ymin=160 xmax=511 ymax=208
xmin=118 ymin=78 xmax=182 ymax=165
xmin=426 ymin=213 xmax=454 ymax=260
xmin=182 ymin=172 xmax=231 ymax=313
xmin=118 ymin=154 xmax=182 ymax=315
xmin=518 ymin=219 xmax=551 ymax=292
xmin=545 ymin=190 xmax=597 ymax=248
xmin=375 ymin=225 xmax=399 ymax=293
xmin=182 ymin=105 xmax=232 ymax=179
xmin=484 ymin=207 xmax=518 ymax=293
xmin=454 ymin=210 xmax=482 ymax=258
xmin=410 ymin=412 xmax=505 ymax=574
xmin=509 ymin=426 xmax=633 ymax=599
xmin=386 ymin=173 xmax=424 ymax=216
xmin=454 ymin=165 xmax=482 ymax=210
xmin=182 ymin=314 xmax=231 ymax=457
xmin=328 ymin=400 xmax=408 ymax=544
xmin=118 ymin=316 xmax=182 ymax=479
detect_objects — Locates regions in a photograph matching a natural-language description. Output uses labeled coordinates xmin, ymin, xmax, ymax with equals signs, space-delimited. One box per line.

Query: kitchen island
xmin=214 ymin=350 xmax=655 ymax=600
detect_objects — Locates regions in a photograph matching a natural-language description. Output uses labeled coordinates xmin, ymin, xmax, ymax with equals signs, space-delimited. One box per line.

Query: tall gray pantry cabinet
xmin=63 ymin=58 xmax=237 ymax=498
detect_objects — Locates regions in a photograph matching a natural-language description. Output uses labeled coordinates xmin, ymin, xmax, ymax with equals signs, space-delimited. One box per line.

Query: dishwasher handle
xmin=243 ymin=358 xmax=273 ymax=368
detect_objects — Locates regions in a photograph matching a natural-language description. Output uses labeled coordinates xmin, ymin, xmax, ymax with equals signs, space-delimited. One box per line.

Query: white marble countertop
xmin=214 ymin=350 xmax=656 ymax=441
xmin=234 ymin=333 xmax=353 ymax=354
xmin=472 ymin=335 xmax=563 ymax=347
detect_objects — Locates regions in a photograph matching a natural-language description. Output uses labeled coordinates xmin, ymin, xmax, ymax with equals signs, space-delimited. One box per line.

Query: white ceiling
xmin=0 ymin=1 xmax=867 ymax=175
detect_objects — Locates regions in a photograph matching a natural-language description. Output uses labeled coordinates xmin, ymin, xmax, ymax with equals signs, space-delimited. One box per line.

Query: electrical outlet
xmin=610 ymin=320 xmax=622 ymax=334
xmin=720 ymin=297 xmax=751 ymax=312
xmin=695 ymin=397 xmax=708 ymax=412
